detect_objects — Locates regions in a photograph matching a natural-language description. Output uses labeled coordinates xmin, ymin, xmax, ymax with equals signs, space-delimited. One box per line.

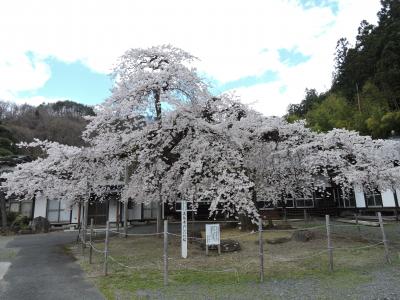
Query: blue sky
xmin=299 ymin=0 xmax=339 ymax=14
xmin=18 ymin=57 xmax=112 ymax=105
xmin=0 ymin=0 xmax=381 ymax=116
xmin=17 ymin=49 xmax=307 ymax=106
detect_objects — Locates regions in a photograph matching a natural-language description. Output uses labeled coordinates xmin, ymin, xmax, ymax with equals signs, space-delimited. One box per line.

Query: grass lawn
xmin=69 ymin=220 xmax=400 ymax=299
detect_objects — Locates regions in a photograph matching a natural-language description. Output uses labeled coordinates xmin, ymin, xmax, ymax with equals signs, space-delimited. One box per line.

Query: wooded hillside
xmin=0 ymin=100 xmax=94 ymax=156
xmin=287 ymin=0 xmax=400 ymax=138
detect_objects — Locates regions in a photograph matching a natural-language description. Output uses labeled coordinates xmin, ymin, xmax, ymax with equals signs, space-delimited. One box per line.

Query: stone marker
xmin=292 ymin=229 xmax=315 ymax=242
xmin=31 ymin=216 xmax=50 ymax=233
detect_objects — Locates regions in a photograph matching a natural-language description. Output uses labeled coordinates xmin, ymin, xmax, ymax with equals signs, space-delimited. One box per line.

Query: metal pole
xmin=89 ymin=218 xmax=94 ymax=264
xmin=104 ymin=221 xmax=110 ymax=276
xmin=259 ymin=218 xmax=264 ymax=282
xmin=163 ymin=220 xmax=168 ymax=286
xmin=378 ymin=212 xmax=391 ymax=264
xmin=325 ymin=215 xmax=333 ymax=272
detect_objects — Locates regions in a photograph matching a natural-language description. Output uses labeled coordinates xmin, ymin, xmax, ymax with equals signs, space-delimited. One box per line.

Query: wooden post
xmin=89 ymin=218 xmax=94 ymax=264
xmin=156 ymin=181 xmax=163 ymax=235
xmin=325 ymin=215 xmax=333 ymax=272
xmin=123 ymin=164 xmax=130 ymax=236
xmin=82 ymin=200 xmax=89 ymax=252
xmin=157 ymin=201 xmax=163 ymax=234
xmin=124 ymin=200 xmax=128 ymax=238
xmin=80 ymin=202 xmax=85 ymax=245
xmin=378 ymin=212 xmax=391 ymax=264
xmin=304 ymin=209 xmax=307 ymax=224
xmin=104 ymin=221 xmax=110 ymax=276
xmin=191 ymin=202 xmax=195 ymax=240
xmin=116 ymin=203 xmax=120 ymax=233
xmin=205 ymin=245 xmax=209 ymax=256
xmin=0 ymin=192 xmax=8 ymax=230
xmin=163 ymin=220 xmax=168 ymax=286
xmin=77 ymin=201 xmax=82 ymax=243
xmin=259 ymin=218 xmax=264 ymax=282
xmin=355 ymin=213 xmax=361 ymax=238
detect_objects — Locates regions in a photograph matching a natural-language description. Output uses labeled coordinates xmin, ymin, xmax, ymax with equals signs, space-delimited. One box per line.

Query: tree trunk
xmin=238 ymin=213 xmax=256 ymax=231
xmin=0 ymin=190 xmax=7 ymax=230
xmin=154 ymin=89 xmax=162 ymax=122
xmin=238 ymin=188 xmax=258 ymax=231
xmin=157 ymin=201 xmax=163 ymax=234
xmin=157 ymin=184 xmax=163 ymax=234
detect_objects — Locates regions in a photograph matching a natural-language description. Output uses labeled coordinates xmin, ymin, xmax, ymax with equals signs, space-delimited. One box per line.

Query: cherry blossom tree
xmin=309 ymin=129 xmax=400 ymax=196
xmin=122 ymin=99 xmax=258 ymax=221
xmin=2 ymin=45 xmax=400 ymax=231
xmin=84 ymin=45 xmax=212 ymax=231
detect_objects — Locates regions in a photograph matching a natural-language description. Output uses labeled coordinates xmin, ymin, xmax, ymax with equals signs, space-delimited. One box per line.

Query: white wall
xmin=71 ymin=204 xmax=80 ymax=224
xmin=381 ymin=190 xmax=396 ymax=207
xmin=354 ymin=184 xmax=366 ymax=208
xmin=128 ymin=203 xmax=142 ymax=220
xmin=108 ymin=199 xmax=117 ymax=222
xmin=33 ymin=193 xmax=47 ymax=218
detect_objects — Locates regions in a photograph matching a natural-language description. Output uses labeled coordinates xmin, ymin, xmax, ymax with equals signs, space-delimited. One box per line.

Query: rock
xmin=266 ymin=237 xmax=291 ymax=244
xmin=31 ymin=216 xmax=50 ymax=233
xmin=200 ymin=239 xmax=241 ymax=252
xmin=292 ymin=229 xmax=315 ymax=242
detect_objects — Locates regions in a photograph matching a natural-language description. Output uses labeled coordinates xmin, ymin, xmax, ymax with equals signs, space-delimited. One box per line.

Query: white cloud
xmin=0 ymin=0 xmax=382 ymax=115
xmin=0 ymin=50 xmax=51 ymax=100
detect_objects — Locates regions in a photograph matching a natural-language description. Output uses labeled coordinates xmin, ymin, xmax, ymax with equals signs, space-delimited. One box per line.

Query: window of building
xmin=47 ymin=199 xmax=70 ymax=223
xmin=295 ymin=197 xmax=314 ymax=208
xmin=174 ymin=201 xmax=196 ymax=212
xmin=365 ymin=190 xmax=383 ymax=207
xmin=9 ymin=202 xmax=20 ymax=213
xmin=335 ymin=188 xmax=356 ymax=208
xmin=20 ymin=202 xmax=33 ymax=217
xmin=257 ymin=201 xmax=275 ymax=210
xmin=276 ymin=199 xmax=295 ymax=208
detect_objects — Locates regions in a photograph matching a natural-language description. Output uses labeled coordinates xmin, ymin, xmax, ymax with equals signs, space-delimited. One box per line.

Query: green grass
xmin=69 ymin=220 xmax=400 ymax=299
xmin=93 ymin=268 xmax=374 ymax=300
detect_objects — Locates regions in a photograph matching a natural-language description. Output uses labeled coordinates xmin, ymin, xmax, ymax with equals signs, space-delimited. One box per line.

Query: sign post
xmin=181 ymin=200 xmax=188 ymax=258
xmin=206 ymin=224 xmax=221 ymax=255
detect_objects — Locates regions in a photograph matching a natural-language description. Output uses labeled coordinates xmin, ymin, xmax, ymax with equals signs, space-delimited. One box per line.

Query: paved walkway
xmin=0 ymin=232 xmax=104 ymax=300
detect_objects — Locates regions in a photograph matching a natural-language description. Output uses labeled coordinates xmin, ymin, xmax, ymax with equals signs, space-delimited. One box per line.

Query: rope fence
xmin=77 ymin=212 xmax=397 ymax=286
